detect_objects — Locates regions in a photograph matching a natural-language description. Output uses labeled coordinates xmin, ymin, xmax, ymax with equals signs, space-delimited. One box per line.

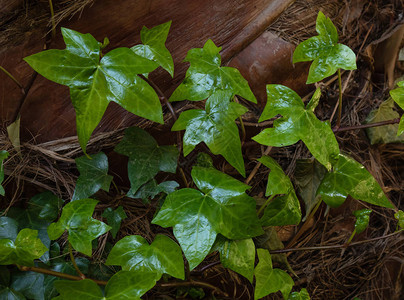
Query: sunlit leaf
xmin=152 ymin=166 xmax=263 ymax=269
xmin=24 ymin=28 xmax=163 ymax=153
xmin=253 ymin=85 xmax=339 ymax=170
xmin=172 ymin=90 xmax=247 ymax=176
xmin=106 ymin=234 xmax=184 ymax=280
xmin=353 ymin=209 xmax=372 ymax=234
xmin=169 ymin=39 xmax=256 ymax=103
xmin=131 ymin=21 xmax=174 ymax=77
xmin=389 ymin=80 xmax=404 ymax=135
xmin=102 ymin=207 xmax=127 ymax=239
xmin=0 ymin=150 xmax=9 ymax=196
xmin=317 ymin=154 xmax=393 ymax=208
xmin=0 ymin=228 xmax=48 ymax=266
xmin=114 ymin=127 xmax=178 ymax=197
xmin=72 ymin=152 xmax=113 ymax=201
xmin=293 ymin=11 xmax=356 ymax=84
xmin=254 ymin=249 xmax=294 ymax=300
xmin=258 ymin=156 xmax=301 ymax=226
xmin=213 ymin=235 xmax=255 ymax=282
xmin=47 ymin=199 xmax=111 ymax=256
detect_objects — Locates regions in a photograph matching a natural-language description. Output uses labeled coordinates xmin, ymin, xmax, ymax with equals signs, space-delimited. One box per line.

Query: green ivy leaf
xmin=317 ymin=154 xmax=393 ymax=208
xmin=253 ymin=85 xmax=339 ymax=170
xmin=289 ymin=288 xmax=310 ymax=299
xmin=172 ymin=90 xmax=247 ymax=176
xmin=389 ymin=81 xmax=404 ymax=135
xmin=258 ymin=156 xmax=301 ymax=226
xmin=395 ymin=210 xmax=404 ymax=229
xmin=293 ymin=159 xmax=327 ymax=220
xmin=7 ymin=192 xmax=63 ymax=263
xmin=213 ymin=236 xmax=255 ymax=283
xmin=365 ymin=98 xmax=404 ymax=144
xmin=0 ymin=150 xmax=9 ymax=196
xmin=131 ymin=21 xmax=174 ymax=77
xmin=292 ymin=11 xmax=356 ymax=84
xmin=54 ymin=271 xmax=157 ymax=300
xmin=132 ymin=180 xmax=179 ymax=203
xmin=47 ymin=199 xmax=111 ymax=256
xmin=72 ymin=152 xmax=113 ymax=201
xmin=114 ymin=127 xmax=178 ymax=197
xmin=0 ymin=287 xmax=25 ymax=300
xmin=0 ymin=217 xmax=18 ymax=240
xmin=24 ymin=28 xmax=163 ymax=153
xmin=353 ymin=209 xmax=372 ymax=234
xmin=254 ymin=249 xmax=294 ymax=300
xmin=106 ymin=234 xmax=184 ymax=280
xmin=102 ymin=207 xmax=127 ymax=239
xmin=10 ymin=271 xmax=44 ymax=300
xmin=169 ymin=39 xmax=256 ymax=103
xmin=0 ymin=228 xmax=48 ymax=266
xmin=152 ymin=166 xmax=263 ymax=269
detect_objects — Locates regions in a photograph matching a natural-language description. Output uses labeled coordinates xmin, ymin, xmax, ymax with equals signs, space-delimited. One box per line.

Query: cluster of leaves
xmin=0 ymin=11 xmax=402 ymax=300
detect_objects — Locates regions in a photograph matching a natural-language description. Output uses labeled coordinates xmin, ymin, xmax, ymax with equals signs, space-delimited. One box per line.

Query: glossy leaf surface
xmin=47 ymin=199 xmax=111 ymax=256
xmin=169 ymin=39 xmax=256 ymax=103
xmin=353 ymin=209 xmax=372 ymax=234
xmin=10 ymin=271 xmax=45 ymax=300
xmin=213 ymin=236 xmax=255 ymax=282
xmin=131 ymin=21 xmax=174 ymax=77
xmin=132 ymin=180 xmax=179 ymax=202
xmin=172 ymin=90 xmax=247 ymax=176
xmin=294 ymin=159 xmax=326 ymax=220
xmin=106 ymin=234 xmax=184 ymax=280
xmin=0 ymin=150 xmax=8 ymax=196
xmin=102 ymin=206 xmax=127 ymax=238
xmin=0 ymin=228 xmax=47 ymax=266
xmin=24 ymin=28 xmax=163 ymax=152
xmin=365 ymin=98 xmax=404 ymax=144
xmin=152 ymin=166 xmax=263 ymax=269
xmin=72 ymin=152 xmax=113 ymax=201
xmin=253 ymin=85 xmax=339 ymax=170
xmin=289 ymin=288 xmax=310 ymax=299
xmin=293 ymin=11 xmax=356 ymax=84
xmin=0 ymin=217 xmax=18 ymax=240
xmin=115 ymin=127 xmax=178 ymax=197
xmin=54 ymin=271 xmax=157 ymax=300
xmin=317 ymin=154 xmax=393 ymax=208
xmin=389 ymin=80 xmax=404 ymax=135
xmin=254 ymin=249 xmax=294 ymax=300
xmin=258 ymin=156 xmax=301 ymax=226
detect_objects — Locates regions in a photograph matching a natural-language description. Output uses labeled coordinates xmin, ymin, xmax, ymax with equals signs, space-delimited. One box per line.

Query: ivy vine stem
xmin=257 ymin=194 xmax=275 ymax=217
xmin=160 ymin=280 xmax=229 ymax=297
xmin=336 ymin=68 xmax=343 ymax=129
xmin=48 ymin=0 xmax=56 ymax=38
xmin=333 ymin=118 xmax=400 ymax=132
xmin=68 ymin=242 xmax=85 ymax=279
xmin=245 ymin=146 xmax=272 ymax=185
xmin=0 ymin=65 xmax=24 ymax=94
xmin=346 ymin=229 xmax=357 ymax=245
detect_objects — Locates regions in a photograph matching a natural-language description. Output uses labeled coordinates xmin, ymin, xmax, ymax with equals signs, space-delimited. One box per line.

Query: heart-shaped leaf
xmin=102 ymin=206 xmax=127 ymax=239
xmin=365 ymin=98 xmax=404 ymax=144
xmin=0 ymin=150 xmax=9 ymax=196
xmin=131 ymin=21 xmax=174 ymax=77
xmin=389 ymin=80 xmax=404 ymax=136
xmin=169 ymin=39 xmax=256 ymax=103
xmin=152 ymin=166 xmax=263 ymax=269
xmin=72 ymin=152 xmax=113 ymax=201
xmin=293 ymin=11 xmax=356 ymax=84
xmin=253 ymin=85 xmax=339 ymax=170
xmin=106 ymin=234 xmax=184 ymax=280
xmin=47 ymin=199 xmax=111 ymax=256
xmin=0 ymin=228 xmax=48 ymax=266
xmin=353 ymin=209 xmax=372 ymax=234
xmin=254 ymin=249 xmax=294 ymax=300
xmin=258 ymin=156 xmax=301 ymax=226
xmin=172 ymin=90 xmax=248 ymax=176
xmin=24 ymin=28 xmax=163 ymax=153
xmin=54 ymin=270 xmax=158 ymax=300
xmin=289 ymin=288 xmax=311 ymax=299
xmin=114 ymin=127 xmax=178 ymax=197
xmin=212 ymin=236 xmax=255 ymax=283
xmin=317 ymin=154 xmax=393 ymax=208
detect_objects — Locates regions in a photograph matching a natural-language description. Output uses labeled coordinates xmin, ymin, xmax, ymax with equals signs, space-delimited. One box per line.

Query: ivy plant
xmin=390 ymin=80 xmax=404 ymax=135
xmin=0 ymin=150 xmax=8 ymax=196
